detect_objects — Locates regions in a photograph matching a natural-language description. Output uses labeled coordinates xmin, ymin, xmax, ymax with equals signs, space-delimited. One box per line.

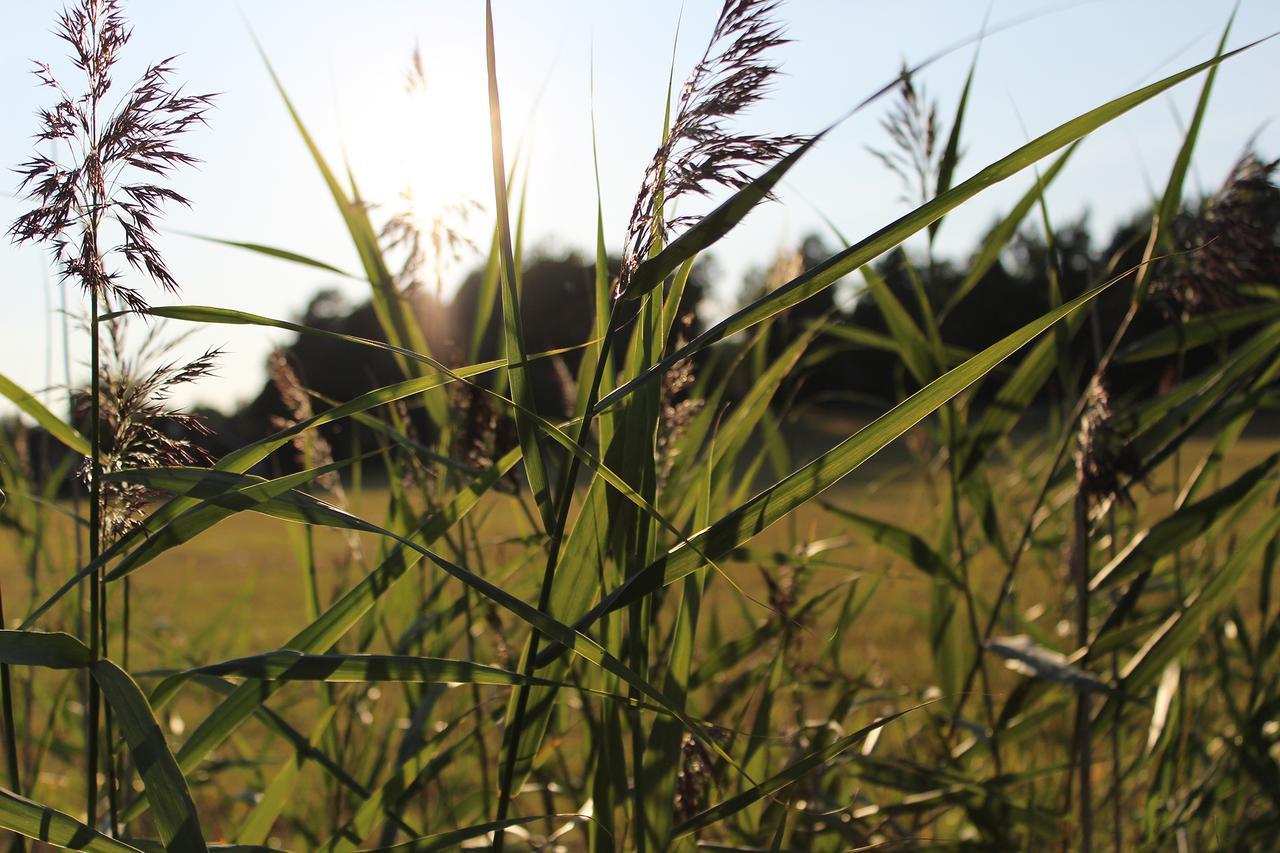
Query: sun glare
xmin=344 ymin=51 xmax=497 ymax=296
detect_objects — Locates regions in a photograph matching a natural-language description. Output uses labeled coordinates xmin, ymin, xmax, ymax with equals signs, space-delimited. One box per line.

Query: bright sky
xmin=1 ymin=0 xmax=1277 ymax=414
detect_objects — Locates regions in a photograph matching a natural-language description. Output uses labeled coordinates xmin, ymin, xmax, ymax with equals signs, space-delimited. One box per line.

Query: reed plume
xmin=9 ymin=0 xmax=214 ymax=313
xmin=619 ymin=0 xmax=808 ymax=294
xmin=1157 ymin=150 xmax=1280 ymax=316
xmin=868 ymin=64 xmax=942 ymax=206
xmin=93 ymin=318 xmax=217 ymax=544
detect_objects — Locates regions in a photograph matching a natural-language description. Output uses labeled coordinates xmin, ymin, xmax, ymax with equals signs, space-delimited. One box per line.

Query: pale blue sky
xmin=2 ymin=0 xmax=1277 ymax=413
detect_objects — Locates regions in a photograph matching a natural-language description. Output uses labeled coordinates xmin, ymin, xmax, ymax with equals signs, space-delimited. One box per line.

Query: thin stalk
xmin=0 ymin=583 xmax=21 ymax=796
xmin=946 ymin=409 xmax=1001 ymax=776
xmin=87 ymin=287 xmax=101 ymax=828
xmin=1071 ymin=490 xmax=1093 ymax=853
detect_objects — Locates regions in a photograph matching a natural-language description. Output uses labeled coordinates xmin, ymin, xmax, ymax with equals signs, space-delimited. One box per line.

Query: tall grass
xmin=1 ymin=1 xmax=1278 ymax=850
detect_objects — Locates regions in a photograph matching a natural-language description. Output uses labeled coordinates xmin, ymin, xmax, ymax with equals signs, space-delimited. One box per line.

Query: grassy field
xmin=5 ymin=428 xmax=1270 ymax=686
xmin=2 ymin=0 xmax=1279 ymax=848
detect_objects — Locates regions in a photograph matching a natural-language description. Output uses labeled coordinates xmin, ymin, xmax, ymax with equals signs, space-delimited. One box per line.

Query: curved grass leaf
xmin=1116 ymin=303 xmax=1280 ymax=363
xmin=0 ymin=787 xmax=139 ymax=852
xmin=178 ymin=232 xmax=362 ymax=280
xmin=1089 ymin=450 xmax=1280 ymax=591
xmin=92 ymin=661 xmax=208 ymax=852
xmin=0 ymin=372 xmax=89 ymax=457
xmin=0 ymin=630 xmax=92 ymax=669
xmin=0 ymin=633 xmax=206 ymax=851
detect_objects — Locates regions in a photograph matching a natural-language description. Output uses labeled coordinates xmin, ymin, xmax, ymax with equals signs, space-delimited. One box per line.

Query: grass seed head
xmin=1157 ymin=149 xmax=1280 ymax=316
xmin=619 ymin=0 xmax=809 ymax=295
xmin=1075 ymin=377 xmax=1143 ymax=513
xmin=9 ymin=0 xmax=214 ymax=312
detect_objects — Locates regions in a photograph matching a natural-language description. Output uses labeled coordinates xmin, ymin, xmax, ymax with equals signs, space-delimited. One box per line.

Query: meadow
xmin=1 ymin=0 xmax=1279 ymax=851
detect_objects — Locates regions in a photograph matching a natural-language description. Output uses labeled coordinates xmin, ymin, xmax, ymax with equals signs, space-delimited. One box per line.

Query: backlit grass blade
xmin=929 ymin=39 xmax=979 ymax=242
xmin=178 ymin=232 xmax=362 ymax=280
xmin=0 ymin=787 xmax=139 ymax=852
xmin=940 ymin=143 xmax=1078 ymax=319
xmin=599 ymin=40 xmax=1265 ymax=410
xmin=1116 ymin=303 xmax=1280 ymax=363
xmin=176 ymin=651 xmax=554 ymax=686
xmin=0 ymin=372 xmax=89 ymax=457
xmin=486 ymin=0 xmax=554 ymax=532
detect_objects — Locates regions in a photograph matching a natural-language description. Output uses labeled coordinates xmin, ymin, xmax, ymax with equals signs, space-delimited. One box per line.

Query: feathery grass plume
xmin=618 ymin=0 xmax=808 ymax=295
xmin=404 ymin=41 xmax=429 ymax=96
xmin=92 ymin=317 xmax=218 ymax=544
xmin=8 ymin=0 xmax=214 ymax=312
xmin=1074 ymin=377 xmax=1142 ymax=513
xmin=450 ymin=382 xmax=519 ymax=491
xmin=380 ymin=193 xmax=481 ymax=298
xmin=867 ymin=64 xmax=942 ymax=206
xmin=268 ymin=350 xmax=341 ymax=493
xmin=1156 ymin=150 xmax=1280 ymax=316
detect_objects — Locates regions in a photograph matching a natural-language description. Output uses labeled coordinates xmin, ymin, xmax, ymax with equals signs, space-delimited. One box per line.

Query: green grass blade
xmin=1089 ymin=451 xmax=1280 ymax=591
xmin=485 ymin=0 xmax=555 ymax=532
xmin=0 ymin=788 xmax=139 ymax=852
xmin=941 ymin=143 xmax=1077 ymax=318
xmin=820 ymin=501 xmax=962 ymax=587
xmin=0 ymin=372 xmax=89 ymax=457
xmin=1116 ymin=303 xmax=1280 ymax=363
xmin=176 ymin=651 xmax=554 ymax=686
xmin=1100 ymin=505 xmax=1280 ymax=720
xmin=929 ymin=41 xmax=979 ymax=241
xmin=178 ymin=232 xmax=362 ymax=280
xmin=91 ymin=661 xmax=208 ymax=852
xmin=1156 ymin=8 xmax=1235 ymax=243
xmin=0 ymin=630 xmax=93 ymax=669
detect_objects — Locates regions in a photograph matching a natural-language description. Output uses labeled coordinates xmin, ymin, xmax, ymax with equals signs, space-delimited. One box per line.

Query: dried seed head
xmin=674 ymin=732 xmax=715 ymax=823
xmin=450 ymin=382 xmax=519 ymax=493
xmin=268 ymin=350 xmax=344 ymax=496
xmin=405 ymin=41 xmax=429 ymax=96
xmin=1156 ymin=151 xmax=1280 ymax=316
xmin=92 ymin=317 xmax=218 ymax=543
xmin=619 ymin=0 xmax=809 ymax=296
xmin=379 ymin=193 xmax=482 ymax=298
xmin=867 ymin=64 xmax=944 ymax=206
xmin=9 ymin=0 xmax=213 ymax=312
xmin=1075 ymin=378 xmax=1143 ymax=512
